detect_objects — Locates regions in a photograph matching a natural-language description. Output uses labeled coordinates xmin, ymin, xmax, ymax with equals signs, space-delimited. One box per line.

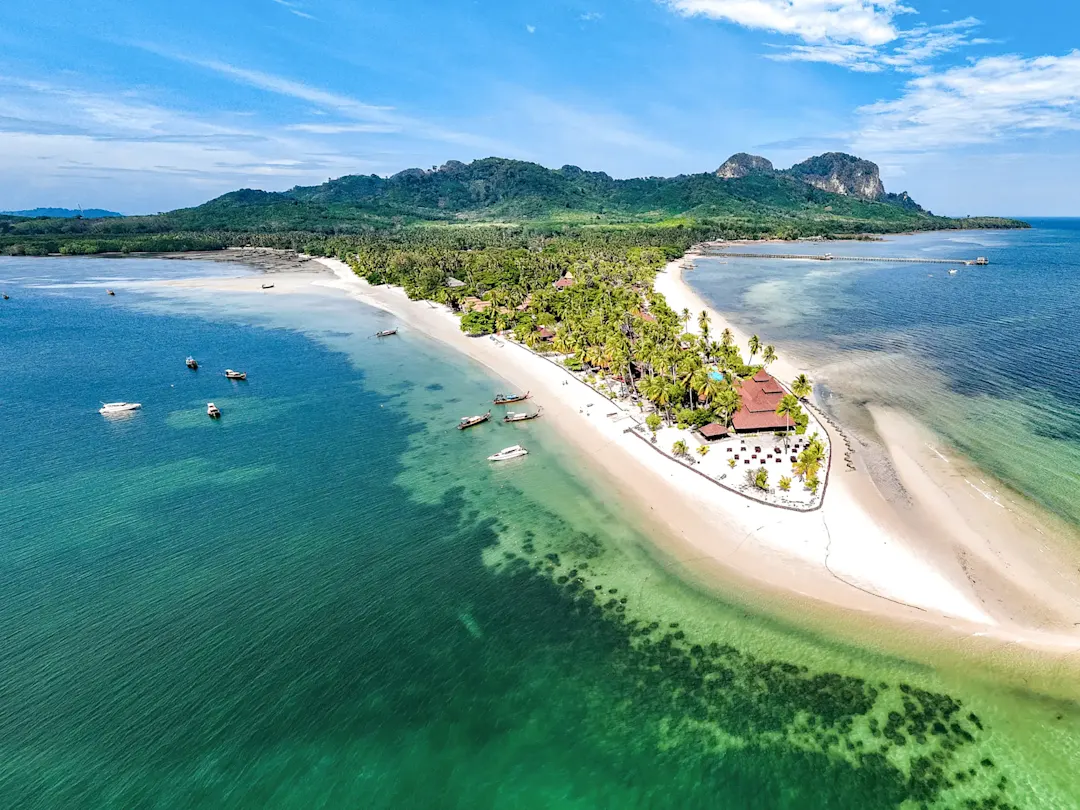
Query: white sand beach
xmin=147 ymin=254 xmax=1080 ymax=655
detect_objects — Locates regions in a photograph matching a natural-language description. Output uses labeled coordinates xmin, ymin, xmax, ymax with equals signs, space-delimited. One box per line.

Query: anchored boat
xmin=224 ymin=369 xmax=247 ymax=380
xmin=493 ymin=391 xmax=529 ymax=405
xmin=107 ymin=289 xmax=115 ymax=296
xmin=375 ymin=328 xmax=398 ymax=338
xmin=207 ymin=402 xmax=222 ymax=419
xmin=457 ymin=411 xmax=491 ymax=430
xmin=186 ymin=356 xmax=199 ymax=370
xmin=99 ymin=402 xmax=142 ymax=416
xmin=488 ymin=445 xmax=528 ymax=462
xmin=504 ymin=407 xmax=542 ymax=423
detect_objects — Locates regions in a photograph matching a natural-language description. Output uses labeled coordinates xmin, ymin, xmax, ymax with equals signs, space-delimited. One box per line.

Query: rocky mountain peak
xmin=785 ymin=152 xmax=885 ymax=200
xmin=716 ymin=153 xmax=775 ymax=180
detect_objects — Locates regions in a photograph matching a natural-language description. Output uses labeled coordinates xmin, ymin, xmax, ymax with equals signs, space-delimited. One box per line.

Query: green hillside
xmin=0 ymin=155 xmax=1027 ymax=256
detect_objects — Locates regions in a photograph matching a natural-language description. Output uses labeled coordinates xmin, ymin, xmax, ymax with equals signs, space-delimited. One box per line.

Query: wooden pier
xmin=702 ymin=251 xmax=989 ymax=266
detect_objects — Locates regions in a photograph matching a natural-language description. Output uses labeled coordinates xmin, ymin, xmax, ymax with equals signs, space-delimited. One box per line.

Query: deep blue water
xmin=2 ymin=256 xmax=1078 ymax=808
xmin=687 ymin=220 xmax=1080 ymax=525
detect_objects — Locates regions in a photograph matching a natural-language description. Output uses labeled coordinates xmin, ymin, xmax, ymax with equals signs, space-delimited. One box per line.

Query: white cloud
xmin=526 ymin=24 xmax=537 ymax=34
xmin=580 ymin=12 xmax=603 ymax=21
xmin=664 ymin=0 xmax=910 ymax=46
xmin=665 ymin=2 xmax=988 ymax=73
xmin=271 ymin=0 xmax=317 ymax=20
xmin=766 ymin=16 xmax=986 ymax=72
xmin=854 ymin=50 xmax=1080 ymax=153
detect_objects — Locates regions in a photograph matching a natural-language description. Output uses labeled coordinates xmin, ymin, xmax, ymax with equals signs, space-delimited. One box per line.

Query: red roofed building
xmin=535 ymin=326 xmax=556 ymax=341
xmin=553 ymin=271 xmax=575 ymax=290
xmin=730 ymin=369 xmax=794 ymax=433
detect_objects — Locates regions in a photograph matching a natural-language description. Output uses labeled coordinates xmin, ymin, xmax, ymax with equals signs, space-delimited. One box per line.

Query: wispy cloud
xmin=663 ymin=0 xmax=910 ymax=46
xmin=664 ymin=1 xmax=987 ymax=73
xmin=285 ymin=122 xmax=402 ymax=134
xmin=271 ymin=0 xmax=318 ymax=21
xmin=580 ymin=12 xmax=603 ymax=22
xmin=526 ymin=24 xmax=537 ymax=34
xmin=138 ymin=46 xmax=511 ymax=152
xmin=854 ymin=50 xmax=1080 ymax=153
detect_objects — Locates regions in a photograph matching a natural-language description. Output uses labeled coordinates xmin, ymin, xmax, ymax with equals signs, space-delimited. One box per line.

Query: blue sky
xmin=1 ymin=0 xmax=1078 ymax=215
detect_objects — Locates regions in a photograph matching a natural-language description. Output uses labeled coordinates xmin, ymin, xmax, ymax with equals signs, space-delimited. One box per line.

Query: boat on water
xmin=504 ymin=407 xmax=542 ymax=423
xmin=224 ymin=369 xmax=247 ymax=380
xmin=99 ymin=402 xmax=142 ymax=415
xmin=2 ymin=293 xmax=8 ymax=300
xmin=375 ymin=328 xmax=398 ymax=338
xmin=948 ymin=268 xmax=958 ymax=275
xmin=493 ymin=391 xmax=529 ymax=405
xmin=107 ymin=289 xmax=115 ymax=296
xmin=186 ymin=356 xmax=199 ymax=370
xmin=207 ymin=402 xmax=222 ymax=419
xmin=457 ymin=411 xmax=491 ymax=430
xmin=488 ymin=445 xmax=528 ymax=461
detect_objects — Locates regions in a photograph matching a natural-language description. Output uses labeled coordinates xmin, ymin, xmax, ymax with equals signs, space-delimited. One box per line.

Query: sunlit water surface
xmin=1 ymin=256 xmax=1079 ymax=809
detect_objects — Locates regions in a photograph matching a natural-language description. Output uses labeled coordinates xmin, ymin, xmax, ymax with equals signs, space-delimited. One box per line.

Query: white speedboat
xmin=488 ymin=445 xmax=528 ymax=462
xmin=99 ymin=402 xmax=142 ymax=415
xmin=207 ymin=402 xmax=222 ymax=419
xmin=224 ymin=369 xmax=247 ymax=380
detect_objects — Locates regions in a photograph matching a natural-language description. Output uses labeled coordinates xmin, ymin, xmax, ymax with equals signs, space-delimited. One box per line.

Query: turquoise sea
xmin=2 ymin=255 xmax=1080 ymax=809
xmin=688 ymin=220 xmax=1080 ymax=528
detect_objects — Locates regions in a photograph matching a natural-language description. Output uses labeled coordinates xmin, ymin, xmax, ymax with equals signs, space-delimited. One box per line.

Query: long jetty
xmin=701 ymin=250 xmax=988 ymax=265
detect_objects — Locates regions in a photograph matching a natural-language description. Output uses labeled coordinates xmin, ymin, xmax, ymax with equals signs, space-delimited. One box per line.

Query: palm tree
xmin=713 ymin=386 xmax=742 ymax=426
xmin=720 ymin=327 xmax=734 ymax=348
xmin=698 ymin=310 xmax=711 ymax=342
xmin=775 ymin=393 xmax=802 ymax=451
xmin=689 ymin=366 xmax=712 ymax=408
xmin=639 ymin=375 xmax=666 ymax=410
xmin=748 ymin=334 xmax=761 ymax=364
xmin=792 ymin=373 xmax=812 ymax=400
xmin=762 ymin=345 xmax=777 ymax=368
xmin=681 ymin=307 xmax=691 ymax=330
xmin=672 ymin=439 xmax=688 ymax=457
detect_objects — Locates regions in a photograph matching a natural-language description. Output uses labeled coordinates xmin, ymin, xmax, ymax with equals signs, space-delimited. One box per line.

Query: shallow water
xmin=2 ymin=256 xmax=1079 ymax=808
xmin=687 ymin=222 xmax=1080 ymax=528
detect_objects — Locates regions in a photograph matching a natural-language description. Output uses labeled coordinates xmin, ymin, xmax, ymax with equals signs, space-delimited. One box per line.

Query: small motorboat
xmin=488 ymin=445 xmax=528 ymax=462
xmin=207 ymin=402 xmax=222 ymax=419
xmin=186 ymin=356 xmax=199 ymax=370
xmin=375 ymin=328 xmax=398 ymax=338
xmin=224 ymin=369 xmax=247 ymax=380
xmin=504 ymin=407 xmax=542 ymax=423
xmin=457 ymin=411 xmax=491 ymax=430
xmin=493 ymin=391 xmax=529 ymax=405
xmin=107 ymin=289 xmax=115 ymax=296
xmin=948 ymin=268 xmax=958 ymax=275
xmin=99 ymin=402 xmax=142 ymax=415
xmin=261 ymin=283 xmax=275 ymax=289
xmin=1 ymin=293 xmax=8 ymax=300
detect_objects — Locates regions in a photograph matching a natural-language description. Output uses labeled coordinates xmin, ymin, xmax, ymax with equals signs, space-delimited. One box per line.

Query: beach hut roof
xmin=699 ymin=423 xmax=729 ymax=440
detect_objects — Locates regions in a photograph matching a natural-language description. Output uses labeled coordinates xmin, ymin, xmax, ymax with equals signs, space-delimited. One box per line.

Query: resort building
xmin=553 ymin=271 xmax=575 ymax=290
xmin=730 ymin=369 xmax=794 ymax=434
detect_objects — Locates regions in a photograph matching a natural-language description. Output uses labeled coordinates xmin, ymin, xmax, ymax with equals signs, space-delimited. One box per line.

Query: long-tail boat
xmin=493 ymin=391 xmax=529 ymax=405
xmin=457 ymin=411 xmax=491 ymax=430
xmin=504 ymin=407 xmax=542 ymax=423
xmin=375 ymin=328 xmax=398 ymax=338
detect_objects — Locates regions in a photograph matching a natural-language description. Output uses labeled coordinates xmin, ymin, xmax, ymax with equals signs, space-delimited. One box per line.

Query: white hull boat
xmin=488 ymin=444 xmax=528 ymax=462
xmin=99 ymin=402 xmax=142 ymax=416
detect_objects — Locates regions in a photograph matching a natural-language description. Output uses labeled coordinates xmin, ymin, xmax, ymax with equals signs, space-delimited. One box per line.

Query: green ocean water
xmin=2 ymin=257 xmax=1079 ymax=809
